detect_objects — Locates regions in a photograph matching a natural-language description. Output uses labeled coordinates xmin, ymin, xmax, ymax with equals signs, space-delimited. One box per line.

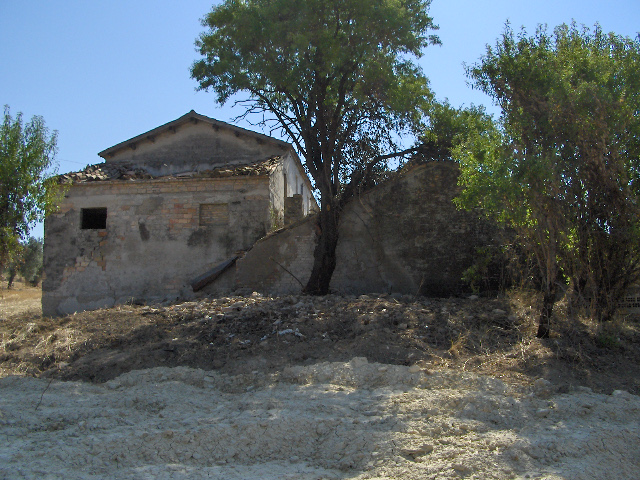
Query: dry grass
xmin=0 ymin=280 xmax=42 ymax=319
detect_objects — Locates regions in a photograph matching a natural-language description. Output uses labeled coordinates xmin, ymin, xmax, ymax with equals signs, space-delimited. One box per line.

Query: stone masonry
xmin=43 ymin=111 xmax=316 ymax=316
xmin=233 ymin=161 xmax=498 ymax=296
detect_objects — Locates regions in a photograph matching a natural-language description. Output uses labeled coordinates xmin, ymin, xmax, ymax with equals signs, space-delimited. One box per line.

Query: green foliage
xmin=595 ymin=331 xmax=622 ymax=350
xmin=191 ymin=0 xmax=440 ymax=293
xmin=461 ymin=246 xmax=495 ymax=294
xmin=192 ymin=0 xmax=439 ymax=192
xmin=20 ymin=237 xmax=44 ymax=286
xmin=1 ymin=106 xmax=62 ymax=274
xmin=4 ymin=237 xmax=43 ymax=288
xmin=455 ymin=23 xmax=640 ymax=331
xmin=421 ymin=101 xmax=497 ymax=162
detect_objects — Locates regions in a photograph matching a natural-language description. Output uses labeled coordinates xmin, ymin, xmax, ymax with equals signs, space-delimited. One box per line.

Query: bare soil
xmin=2 ymin=287 xmax=640 ymax=479
xmin=1 ymin=286 xmax=639 ymax=395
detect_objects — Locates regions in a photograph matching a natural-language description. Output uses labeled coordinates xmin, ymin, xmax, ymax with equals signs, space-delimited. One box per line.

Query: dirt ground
xmin=2 ymin=284 xmax=640 ymax=479
xmin=1 ymin=283 xmax=639 ymax=395
xmin=0 ymin=281 xmax=42 ymax=319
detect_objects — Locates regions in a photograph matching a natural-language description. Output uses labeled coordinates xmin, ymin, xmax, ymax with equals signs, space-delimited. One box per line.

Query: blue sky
xmin=1 ymin=0 xmax=639 ymax=238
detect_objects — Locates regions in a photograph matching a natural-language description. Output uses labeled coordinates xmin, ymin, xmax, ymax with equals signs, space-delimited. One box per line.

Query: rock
xmin=350 ymin=357 xmax=368 ymax=368
xmin=403 ymin=444 xmax=434 ymax=460
xmin=536 ymin=408 xmax=552 ymax=418
xmin=533 ymin=378 xmax=553 ymax=398
xmin=452 ymin=463 xmax=472 ymax=473
xmin=612 ymin=389 xmax=631 ymax=397
xmin=408 ymin=365 xmax=422 ymax=373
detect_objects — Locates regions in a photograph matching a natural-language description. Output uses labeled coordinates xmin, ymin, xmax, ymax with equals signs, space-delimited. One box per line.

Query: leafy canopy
xmin=421 ymin=101 xmax=498 ymax=163
xmin=5 ymin=237 xmax=44 ymax=288
xmin=191 ymin=0 xmax=440 ymax=198
xmin=455 ymin=23 xmax=640 ymax=327
xmin=0 ymin=106 xmax=61 ymax=271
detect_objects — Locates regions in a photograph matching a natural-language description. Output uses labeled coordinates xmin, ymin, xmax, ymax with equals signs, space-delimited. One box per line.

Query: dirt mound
xmin=2 ymin=293 xmax=640 ymax=395
xmin=2 ymin=292 xmax=640 ymax=478
xmin=1 ymin=359 xmax=639 ymax=479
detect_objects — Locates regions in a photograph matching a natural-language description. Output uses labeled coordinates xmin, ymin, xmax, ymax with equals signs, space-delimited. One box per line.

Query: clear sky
xmin=1 ymin=0 xmax=639 ymax=238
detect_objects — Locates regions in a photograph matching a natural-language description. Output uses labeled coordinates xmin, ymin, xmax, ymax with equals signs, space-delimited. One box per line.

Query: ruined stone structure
xmin=43 ymin=111 xmax=315 ymax=316
xmin=230 ymin=161 xmax=498 ymax=297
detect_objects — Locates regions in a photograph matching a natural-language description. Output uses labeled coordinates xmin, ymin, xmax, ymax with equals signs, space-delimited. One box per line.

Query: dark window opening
xmin=81 ymin=208 xmax=107 ymax=229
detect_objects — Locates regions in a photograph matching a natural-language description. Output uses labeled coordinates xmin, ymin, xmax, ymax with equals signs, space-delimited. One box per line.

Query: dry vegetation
xmin=1 ymin=283 xmax=639 ymax=395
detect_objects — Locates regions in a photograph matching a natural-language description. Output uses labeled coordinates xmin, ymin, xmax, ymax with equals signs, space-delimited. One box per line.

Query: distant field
xmin=0 ymin=281 xmax=41 ymax=319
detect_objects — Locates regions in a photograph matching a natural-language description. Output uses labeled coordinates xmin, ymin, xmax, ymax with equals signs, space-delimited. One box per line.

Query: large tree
xmin=0 ymin=106 xmax=60 ymax=275
xmin=191 ymin=0 xmax=439 ymax=294
xmin=455 ymin=23 xmax=640 ymax=336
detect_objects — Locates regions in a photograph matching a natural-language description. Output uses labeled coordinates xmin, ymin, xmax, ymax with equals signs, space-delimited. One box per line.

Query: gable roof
xmin=98 ymin=110 xmax=292 ymax=160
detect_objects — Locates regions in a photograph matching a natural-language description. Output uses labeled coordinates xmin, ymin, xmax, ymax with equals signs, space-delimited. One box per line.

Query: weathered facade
xmin=43 ymin=111 xmax=315 ymax=316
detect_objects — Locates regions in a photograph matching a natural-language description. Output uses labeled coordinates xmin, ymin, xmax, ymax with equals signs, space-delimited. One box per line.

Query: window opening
xmin=81 ymin=208 xmax=107 ymax=230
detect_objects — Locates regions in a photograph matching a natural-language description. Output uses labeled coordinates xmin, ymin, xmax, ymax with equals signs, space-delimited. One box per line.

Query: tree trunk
xmin=536 ymin=286 xmax=556 ymax=338
xmin=7 ymin=267 xmax=17 ymax=290
xmin=303 ymin=204 xmax=340 ymax=295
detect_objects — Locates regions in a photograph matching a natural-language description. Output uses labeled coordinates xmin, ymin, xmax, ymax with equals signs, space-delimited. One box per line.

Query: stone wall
xmin=234 ymin=161 xmax=497 ymax=296
xmin=43 ymin=175 xmax=271 ymax=316
xmin=284 ymin=195 xmax=304 ymax=225
xmin=332 ymin=161 xmax=494 ymax=296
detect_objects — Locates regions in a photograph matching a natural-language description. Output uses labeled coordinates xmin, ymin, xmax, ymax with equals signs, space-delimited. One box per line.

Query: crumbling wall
xmin=234 ymin=217 xmax=316 ymax=295
xmin=332 ymin=161 xmax=495 ymax=296
xmin=235 ymin=162 xmax=497 ymax=296
xmin=268 ymin=152 xmax=316 ymax=230
xmin=43 ymin=176 xmax=271 ymax=316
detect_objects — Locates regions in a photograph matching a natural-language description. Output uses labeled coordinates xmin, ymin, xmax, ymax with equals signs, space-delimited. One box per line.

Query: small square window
xmin=81 ymin=208 xmax=107 ymax=229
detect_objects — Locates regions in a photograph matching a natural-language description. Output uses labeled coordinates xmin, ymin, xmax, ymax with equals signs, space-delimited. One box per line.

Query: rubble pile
xmin=37 ymin=292 xmax=533 ymax=383
xmin=137 ymin=292 xmax=524 ymax=351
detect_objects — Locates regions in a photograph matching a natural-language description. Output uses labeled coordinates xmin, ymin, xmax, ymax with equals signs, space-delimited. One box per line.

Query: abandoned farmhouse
xmin=43 ymin=111 xmax=498 ymax=317
xmin=42 ymin=111 xmax=315 ymax=316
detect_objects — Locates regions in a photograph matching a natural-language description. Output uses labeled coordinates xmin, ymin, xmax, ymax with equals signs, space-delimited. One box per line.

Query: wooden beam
xmin=190 ymin=256 xmax=239 ymax=291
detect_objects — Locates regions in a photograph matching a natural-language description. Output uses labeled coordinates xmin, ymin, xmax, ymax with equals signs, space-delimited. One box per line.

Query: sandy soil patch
xmin=1 ymin=359 xmax=639 ymax=479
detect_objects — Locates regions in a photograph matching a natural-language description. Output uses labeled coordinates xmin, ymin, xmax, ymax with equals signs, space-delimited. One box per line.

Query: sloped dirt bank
xmin=1 ymin=359 xmax=639 ymax=480
xmin=2 ymin=294 xmax=640 ymax=395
